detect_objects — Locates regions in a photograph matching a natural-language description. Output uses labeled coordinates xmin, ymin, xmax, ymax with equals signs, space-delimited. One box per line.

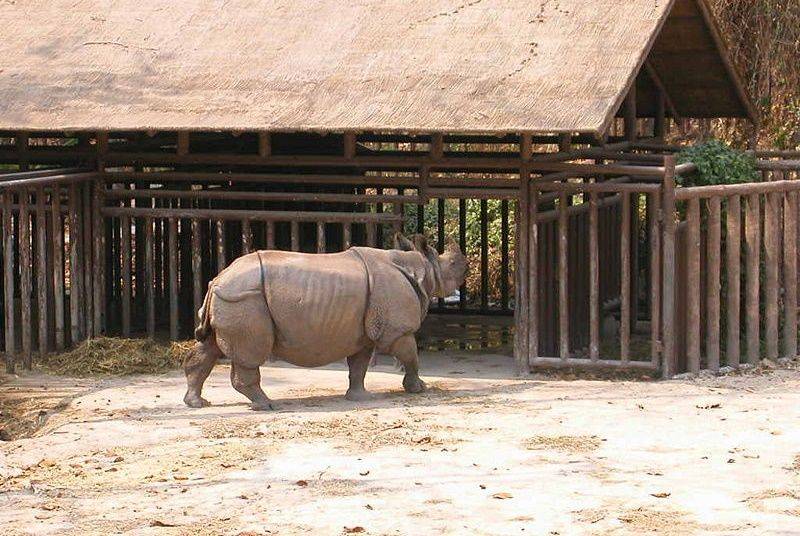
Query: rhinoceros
xmin=182 ymin=233 xmax=468 ymax=410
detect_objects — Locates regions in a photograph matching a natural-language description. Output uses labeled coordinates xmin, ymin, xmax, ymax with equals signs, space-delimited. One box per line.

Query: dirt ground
xmin=2 ymin=352 xmax=800 ymax=535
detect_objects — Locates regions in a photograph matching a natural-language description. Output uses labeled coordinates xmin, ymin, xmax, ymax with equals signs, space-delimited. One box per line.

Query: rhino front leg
xmin=345 ymin=346 xmax=374 ymax=401
xmin=230 ymin=362 xmax=274 ymax=411
xmin=390 ymin=334 xmax=426 ymax=394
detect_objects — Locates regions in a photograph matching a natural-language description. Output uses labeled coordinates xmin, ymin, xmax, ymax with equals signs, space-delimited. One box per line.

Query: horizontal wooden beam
xmin=106 ymin=189 xmax=422 ymax=204
xmin=101 ymin=207 xmax=403 ymax=223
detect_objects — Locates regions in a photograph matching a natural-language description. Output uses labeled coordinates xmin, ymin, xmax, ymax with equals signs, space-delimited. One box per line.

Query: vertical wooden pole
xmin=589 ymin=191 xmax=600 ymax=361
xmin=168 ymin=218 xmax=179 ymax=341
xmin=366 ymin=223 xmax=377 ymax=247
xmin=82 ymin=182 xmax=94 ymax=337
xmin=558 ymin=192 xmax=569 ymax=360
xmin=51 ymin=185 xmax=65 ymax=350
xmin=176 ymin=132 xmax=190 ymax=156
xmin=36 ymin=186 xmax=49 ymax=355
xmin=725 ymin=195 xmax=741 ymax=367
xmin=515 ymin=166 xmax=530 ymax=372
xmin=92 ymin=179 xmax=104 ymax=336
xmin=706 ymin=196 xmax=721 ymax=372
xmin=241 ymin=219 xmax=252 ymax=254
xmin=649 ymin=191 xmax=661 ymax=367
xmin=661 ymin=156 xmax=677 ymax=377
xmin=121 ymin=215 xmax=132 ymax=337
xmin=68 ymin=183 xmax=82 ymax=343
xmin=145 ymin=217 xmax=155 ymax=338
xmin=290 ymin=221 xmax=299 ymax=251
xmin=3 ymin=192 xmax=15 ymax=372
xmin=266 ymin=221 xmax=276 ymax=250
xmin=501 ymin=199 xmax=509 ymax=310
xmin=459 ymin=198 xmax=467 ymax=310
xmin=764 ymin=192 xmax=779 ymax=360
xmin=686 ymin=197 xmax=701 ymax=373
xmin=480 ymin=199 xmax=489 ymax=311
xmin=654 ymin=88 xmax=666 ymax=140
xmin=317 ymin=221 xmax=326 ymax=253
xmin=783 ymin=192 xmax=798 ymax=359
xmin=258 ymin=132 xmax=271 ymax=158
xmin=620 ymin=192 xmax=631 ymax=363
xmin=19 ymin=189 xmax=32 ymax=366
xmin=344 ymin=133 xmax=357 ymax=160
xmin=216 ymin=219 xmax=226 ymax=273
xmin=342 ymin=222 xmax=352 ymax=250
xmin=528 ymin=170 xmax=540 ymax=362
xmin=191 ymin=219 xmax=203 ymax=323
xmin=745 ymin=194 xmax=761 ymax=364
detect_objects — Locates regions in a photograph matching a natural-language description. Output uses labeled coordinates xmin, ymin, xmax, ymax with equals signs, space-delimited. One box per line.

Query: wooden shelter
xmin=3 ymin=0 xmax=792 ymax=379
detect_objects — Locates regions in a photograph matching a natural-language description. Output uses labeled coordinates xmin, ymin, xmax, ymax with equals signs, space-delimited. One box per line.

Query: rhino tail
xmin=194 ymin=286 xmax=214 ymax=341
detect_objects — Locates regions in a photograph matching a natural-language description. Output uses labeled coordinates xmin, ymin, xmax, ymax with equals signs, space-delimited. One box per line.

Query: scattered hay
xmin=201 ymin=413 xmax=459 ymax=451
xmin=524 ymin=435 xmax=602 ymax=454
xmin=39 ymin=337 xmax=194 ymax=377
xmin=617 ymin=507 xmax=697 ymax=534
xmin=745 ymin=489 xmax=800 ymax=517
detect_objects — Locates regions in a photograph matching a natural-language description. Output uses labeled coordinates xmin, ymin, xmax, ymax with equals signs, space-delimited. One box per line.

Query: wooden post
xmin=266 ymin=222 xmax=276 ymax=249
xmin=661 ymin=156 xmax=677 ymax=378
xmin=317 ymin=221 xmax=326 ymax=253
xmin=241 ymin=219 xmax=252 ymax=254
xmin=366 ymin=223 xmax=377 ymax=247
xmin=290 ymin=221 xmax=300 ymax=251
xmin=68 ymin=183 xmax=83 ymax=343
xmin=177 ymin=132 xmax=190 ymax=156
xmin=725 ymin=195 xmax=741 ymax=367
xmin=92 ymin=179 xmax=104 ymax=336
xmin=258 ymin=132 xmax=271 ymax=158
xmin=344 ymin=133 xmax=357 ymax=160
xmin=686 ymin=197 xmax=701 ymax=373
xmin=168 ymin=218 xmax=179 ymax=341
xmin=3 ymin=192 xmax=15 ymax=372
xmin=706 ymin=197 xmax=721 ymax=372
xmin=51 ymin=184 xmax=65 ymax=350
xmin=783 ymin=192 xmax=798 ymax=359
xmin=589 ymin=191 xmax=600 ymax=361
xmin=620 ymin=192 xmax=631 ymax=363
xmin=36 ymin=186 xmax=49 ymax=355
xmin=649 ymin=191 xmax=661 ymax=367
xmin=500 ymin=199 xmax=509 ymax=310
xmin=480 ymin=199 xmax=489 ymax=310
xmin=191 ymin=219 xmax=203 ymax=322
xmin=145 ymin=217 xmax=155 ymax=338
xmin=121 ymin=215 xmax=132 ymax=337
xmin=558 ymin=192 xmax=569 ymax=360
xmin=342 ymin=222 xmax=352 ymax=250
xmin=654 ymin=88 xmax=666 ymax=140
xmin=745 ymin=194 xmax=761 ymax=364
xmin=215 ymin=219 xmax=226 ymax=272
xmin=764 ymin=192 xmax=779 ymax=360
xmin=82 ymin=183 xmax=94 ymax=337
xmin=515 ymin=165 xmax=530 ymax=373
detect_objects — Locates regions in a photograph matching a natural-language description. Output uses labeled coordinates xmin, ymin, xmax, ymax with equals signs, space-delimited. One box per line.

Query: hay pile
xmin=40 ymin=337 xmax=194 ymax=377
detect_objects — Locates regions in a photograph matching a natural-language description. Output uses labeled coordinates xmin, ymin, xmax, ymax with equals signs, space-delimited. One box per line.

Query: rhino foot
xmin=184 ymin=395 xmax=211 ymax=408
xmin=345 ymin=388 xmax=374 ymax=402
xmin=251 ymin=400 xmax=275 ymax=411
xmin=403 ymin=376 xmax=427 ymax=394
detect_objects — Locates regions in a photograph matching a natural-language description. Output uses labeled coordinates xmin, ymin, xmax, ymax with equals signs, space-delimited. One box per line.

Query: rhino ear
xmin=412 ymin=234 xmax=429 ymax=252
xmin=444 ymin=236 xmax=461 ymax=255
xmin=394 ymin=232 xmax=416 ymax=251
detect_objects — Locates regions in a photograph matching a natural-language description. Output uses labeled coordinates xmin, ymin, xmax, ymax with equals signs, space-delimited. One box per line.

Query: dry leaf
xmin=492 ymin=492 xmax=513 ymax=500
xmin=651 ymin=492 xmax=671 ymax=498
xmin=343 ymin=526 xmax=365 ymax=533
xmin=296 ymin=480 xmax=309 ymax=487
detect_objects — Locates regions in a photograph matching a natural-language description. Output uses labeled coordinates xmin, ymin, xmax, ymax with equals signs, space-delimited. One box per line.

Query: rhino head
xmin=393 ymin=233 xmax=468 ymax=298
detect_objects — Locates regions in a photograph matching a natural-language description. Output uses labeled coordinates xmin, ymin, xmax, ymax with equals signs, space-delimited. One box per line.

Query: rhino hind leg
xmin=183 ymin=339 xmax=223 ymax=408
xmin=390 ymin=334 xmax=426 ymax=394
xmin=345 ymin=346 xmax=375 ymax=402
xmin=230 ymin=362 xmax=274 ymax=411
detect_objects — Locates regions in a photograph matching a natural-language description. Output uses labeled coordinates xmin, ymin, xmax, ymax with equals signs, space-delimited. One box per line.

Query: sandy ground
xmin=1 ymin=352 xmax=800 ymax=536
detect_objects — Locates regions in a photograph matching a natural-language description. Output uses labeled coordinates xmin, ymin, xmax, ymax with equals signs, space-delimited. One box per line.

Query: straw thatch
xmin=0 ymin=0 xmax=752 ymax=134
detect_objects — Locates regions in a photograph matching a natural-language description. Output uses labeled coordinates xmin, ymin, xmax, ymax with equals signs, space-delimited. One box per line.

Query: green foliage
xmin=677 ymin=140 xmax=758 ymax=186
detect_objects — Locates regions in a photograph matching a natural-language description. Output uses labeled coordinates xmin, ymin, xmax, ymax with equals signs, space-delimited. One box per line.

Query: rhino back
xmin=262 ymin=250 xmax=369 ymax=365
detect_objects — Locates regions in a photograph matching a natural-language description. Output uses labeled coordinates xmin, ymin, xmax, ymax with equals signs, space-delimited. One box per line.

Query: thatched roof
xmin=0 ymin=0 xmax=753 ymax=134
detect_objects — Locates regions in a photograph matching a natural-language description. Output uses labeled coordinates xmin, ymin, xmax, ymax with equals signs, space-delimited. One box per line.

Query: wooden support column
xmin=514 ymin=134 xmax=531 ymax=373
xmin=344 ymin=133 xmax=357 ymax=160
xmin=686 ymin=197 xmax=701 ymax=373
xmin=145 ymin=217 xmax=155 ymax=338
xmin=725 ymin=195 xmax=741 ymax=367
xmin=177 ymin=132 xmax=190 ymax=156
xmin=92 ymin=179 xmax=104 ymax=336
xmin=589 ymin=191 xmax=600 ymax=361
xmin=654 ymin=88 xmax=667 ymax=140
xmin=168 ymin=218 xmax=179 ymax=341
xmin=706 ymin=197 xmax=722 ymax=372
xmin=258 ymin=132 xmax=271 ymax=158
xmin=121 ymin=215 xmax=132 ymax=337
xmin=745 ymin=194 xmax=761 ymax=364
xmin=68 ymin=183 xmax=83 ymax=343
xmin=661 ymin=156 xmax=677 ymax=378
xmin=648 ymin=191 xmax=661 ymax=367
xmin=783 ymin=192 xmax=798 ymax=359
xmin=557 ymin=192 xmax=569 ymax=360
xmin=3 ymin=192 xmax=15 ymax=372
xmin=620 ymin=192 xmax=631 ymax=364
xmin=764 ymin=192 xmax=779 ymax=360
xmin=35 ymin=186 xmax=49 ymax=355
xmin=191 ymin=219 xmax=203 ymax=321
xmin=51 ymin=184 xmax=65 ymax=350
